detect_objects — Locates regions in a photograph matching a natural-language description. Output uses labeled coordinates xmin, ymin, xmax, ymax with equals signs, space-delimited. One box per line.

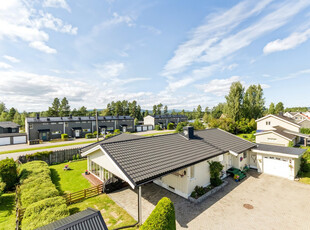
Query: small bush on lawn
xmin=0 ymin=158 xmax=18 ymax=191
xmin=61 ymin=134 xmax=69 ymax=140
xmin=0 ymin=178 xmax=5 ymax=197
xmin=140 ymin=197 xmax=176 ymax=230
xmin=155 ymin=125 xmax=162 ymax=131
xmin=167 ymin=123 xmax=175 ymax=130
xmin=85 ymin=133 xmax=94 ymax=139
xmin=105 ymin=133 xmax=115 ymax=139
xmin=93 ymin=131 xmax=98 ymax=136
xmin=22 ymin=196 xmax=69 ymax=230
xmin=114 ymin=129 xmax=121 ymax=134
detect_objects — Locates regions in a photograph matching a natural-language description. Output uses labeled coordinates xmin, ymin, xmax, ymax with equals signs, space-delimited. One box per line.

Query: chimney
xmin=36 ymin=113 xmax=40 ymax=120
xmin=183 ymin=126 xmax=194 ymax=139
xmin=69 ymin=114 xmax=72 ymax=119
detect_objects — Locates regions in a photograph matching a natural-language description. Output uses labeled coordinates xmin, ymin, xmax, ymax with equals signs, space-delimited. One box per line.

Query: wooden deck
xmin=82 ymin=173 xmax=103 ymax=186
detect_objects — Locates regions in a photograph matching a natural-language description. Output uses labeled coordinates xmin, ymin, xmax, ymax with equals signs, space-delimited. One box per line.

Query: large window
xmin=91 ymin=161 xmax=100 ymax=177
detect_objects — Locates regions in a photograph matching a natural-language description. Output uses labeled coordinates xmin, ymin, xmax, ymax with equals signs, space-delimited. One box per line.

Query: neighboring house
xmin=255 ymin=114 xmax=309 ymax=146
xmin=143 ymin=115 xmax=187 ymax=129
xmin=299 ymin=119 xmax=310 ymax=129
xmin=283 ymin=112 xmax=298 ymax=119
xmin=37 ymin=208 xmax=108 ymax=230
xmin=284 ymin=112 xmax=310 ymax=129
xmin=0 ymin=121 xmax=27 ymax=146
xmin=0 ymin=121 xmax=20 ymax=134
xmin=25 ymin=114 xmax=135 ymax=141
xmin=81 ymin=127 xmax=305 ymax=202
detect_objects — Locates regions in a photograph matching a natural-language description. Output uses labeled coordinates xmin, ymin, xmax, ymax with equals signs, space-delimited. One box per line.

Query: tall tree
xmin=152 ymin=105 xmax=157 ymax=115
xmin=268 ymin=103 xmax=275 ymax=114
xmin=211 ymin=103 xmax=225 ymax=119
xmin=59 ymin=97 xmax=70 ymax=117
xmin=8 ymin=107 xmax=17 ymax=121
xmin=275 ymin=102 xmax=284 ymax=114
xmin=225 ymin=81 xmax=244 ymax=122
xmin=243 ymin=84 xmax=265 ymax=119
xmin=156 ymin=103 xmax=163 ymax=115
xmin=0 ymin=102 xmax=6 ymax=114
xmin=144 ymin=110 xmax=149 ymax=117
xmin=47 ymin=98 xmax=60 ymax=117
xmin=196 ymin=105 xmax=202 ymax=119
xmin=164 ymin=105 xmax=168 ymax=115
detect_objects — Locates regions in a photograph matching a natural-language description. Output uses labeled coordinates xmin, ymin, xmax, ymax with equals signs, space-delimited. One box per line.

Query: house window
xmin=58 ymin=122 xmax=63 ymax=124
xmin=42 ymin=123 xmax=48 ymax=125
xmin=190 ymin=166 xmax=195 ymax=179
xmin=65 ymin=122 xmax=68 ymax=127
xmin=29 ymin=124 xmax=33 ymax=129
xmin=83 ymin=129 xmax=91 ymax=132
xmin=266 ymin=121 xmax=271 ymax=125
xmin=51 ymin=122 xmax=57 ymax=125
xmin=52 ymin=131 xmax=61 ymax=135
xmin=243 ymin=152 xmax=247 ymax=158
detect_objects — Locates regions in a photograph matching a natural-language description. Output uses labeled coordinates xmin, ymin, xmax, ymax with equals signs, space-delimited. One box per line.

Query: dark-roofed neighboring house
xmin=37 ymin=208 xmax=108 ymax=230
xmin=25 ymin=114 xmax=135 ymax=141
xmin=143 ymin=114 xmax=187 ymax=129
xmin=0 ymin=121 xmax=27 ymax=146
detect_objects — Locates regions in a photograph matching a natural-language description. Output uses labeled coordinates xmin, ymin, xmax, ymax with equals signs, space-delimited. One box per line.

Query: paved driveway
xmin=108 ymin=171 xmax=310 ymax=230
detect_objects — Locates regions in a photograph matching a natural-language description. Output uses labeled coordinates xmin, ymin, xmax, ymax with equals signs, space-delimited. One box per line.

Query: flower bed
xmin=189 ymin=180 xmax=228 ymax=203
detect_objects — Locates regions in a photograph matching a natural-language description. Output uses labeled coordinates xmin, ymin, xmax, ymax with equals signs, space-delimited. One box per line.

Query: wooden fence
xmin=62 ymin=184 xmax=104 ymax=205
xmin=18 ymin=147 xmax=84 ymax=165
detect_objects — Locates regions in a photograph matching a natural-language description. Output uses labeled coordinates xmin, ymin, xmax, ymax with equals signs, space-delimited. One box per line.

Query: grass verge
xmin=0 ymin=193 xmax=15 ymax=230
xmin=0 ymin=140 xmax=97 ymax=155
xmin=49 ymin=160 xmax=91 ymax=194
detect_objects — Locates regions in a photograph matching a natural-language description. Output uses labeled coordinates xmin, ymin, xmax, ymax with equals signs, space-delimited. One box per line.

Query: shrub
xmin=208 ymin=161 xmax=224 ymax=187
xmin=175 ymin=122 xmax=188 ymax=132
xmin=114 ymin=129 xmax=120 ymax=134
xmin=105 ymin=133 xmax=115 ymax=139
xmin=191 ymin=119 xmax=205 ymax=130
xmin=0 ymin=178 xmax=5 ymax=197
xmin=301 ymin=128 xmax=310 ymax=134
xmin=93 ymin=131 xmax=98 ymax=136
xmin=155 ymin=125 xmax=162 ymax=131
xmin=194 ymin=186 xmax=205 ymax=196
xmin=140 ymin=197 xmax=176 ymax=230
xmin=167 ymin=123 xmax=175 ymax=130
xmin=190 ymin=191 xmax=197 ymax=198
xmin=0 ymin=158 xmax=18 ymax=191
xmin=22 ymin=196 xmax=69 ymax=230
xmin=61 ymin=134 xmax=68 ymax=140
xmin=85 ymin=133 xmax=94 ymax=139
xmin=25 ymin=151 xmax=53 ymax=161
xmin=72 ymin=155 xmax=76 ymax=160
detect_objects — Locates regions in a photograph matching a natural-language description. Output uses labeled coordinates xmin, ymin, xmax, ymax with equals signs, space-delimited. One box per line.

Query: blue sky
xmin=0 ymin=0 xmax=310 ymax=112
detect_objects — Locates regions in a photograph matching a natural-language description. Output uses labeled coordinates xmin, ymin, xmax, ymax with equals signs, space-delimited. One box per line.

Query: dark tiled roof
xmin=194 ymin=129 xmax=257 ymax=154
xmin=37 ymin=208 xmax=108 ymax=230
xmin=26 ymin=116 xmax=134 ymax=123
xmin=0 ymin=121 xmax=20 ymax=128
xmin=255 ymin=143 xmax=306 ymax=156
xmin=273 ymin=126 xmax=297 ymax=140
xmin=80 ymin=133 xmax=144 ymax=153
xmin=150 ymin=115 xmax=187 ymax=119
xmin=97 ymin=129 xmax=256 ymax=187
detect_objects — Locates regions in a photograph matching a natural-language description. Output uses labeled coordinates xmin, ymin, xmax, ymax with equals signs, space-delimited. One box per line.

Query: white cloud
xmin=3 ymin=55 xmax=20 ymax=63
xmin=43 ymin=0 xmax=71 ymax=12
xmin=162 ymin=0 xmax=273 ymax=77
xmin=99 ymin=12 xmax=135 ymax=29
xmin=29 ymin=41 xmax=57 ymax=54
xmin=263 ymin=28 xmax=310 ymax=54
xmin=0 ymin=0 xmax=77 ymax=54
xmin=0 ymin=62 xmax=12 ymax=69
xmin=196 ymin=76 xmax=241 ymax=96
xmin=96 ymin=62 xmax=125 ymax=79
xmin=140 ymin=25 xmax=162 ymax=35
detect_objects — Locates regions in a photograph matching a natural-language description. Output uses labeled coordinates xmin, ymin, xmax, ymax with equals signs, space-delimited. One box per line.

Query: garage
xmin=263 ymin=156 xmax=290 ymax=178
xmin=13 ymin=135 xmax=27 ymax=144
xmin=251 ymin=143 xmax=305 ymax=180
xmin=136 ymin=126 xmax=142 ymax=132
xmin=0 ymin=137 xmax=10 ymax=146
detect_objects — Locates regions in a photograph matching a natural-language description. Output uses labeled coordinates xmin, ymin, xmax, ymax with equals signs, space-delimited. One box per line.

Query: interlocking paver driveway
xmin=108 ymin=170 xmax=310 ymax=230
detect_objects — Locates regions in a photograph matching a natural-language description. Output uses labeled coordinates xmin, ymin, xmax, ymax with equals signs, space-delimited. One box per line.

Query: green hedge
xmin=0 ymin=178 xmax=5 ymax=197
xmin=22 ymin=196 xmax=69 ymax=230
xmin=19 ymin=161 xmax=59 ymax=208
xmin=114 ymin=129 xmax=121 ymax=134
xmin=25 ymin=151 xmax=53 ymax=161
xmin=85 ymin=133 xmax=94 ymax=139
xmin=140 ymin=197 xmax=176 ymax=230
xmin=155 ymin=125 xmax=162 ymax=131
xmin=61 ymin=134 xmax=69 ymax=139
xmin=167 ymin=123 xmax=175 ymax=130
xmin=0 ymin=158 xmax=18 ymax=191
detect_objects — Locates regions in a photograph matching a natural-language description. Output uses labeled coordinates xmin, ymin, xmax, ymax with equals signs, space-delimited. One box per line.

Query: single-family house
xmin=255 ymin=114 xmax=309 ymax=146
xmin=25 ymin=114 xmax=135 ymax=141
xmin=143 ymin=115 xmax=187 ymax=129
xmin=81 ymin=127 xmax=305 ymax=208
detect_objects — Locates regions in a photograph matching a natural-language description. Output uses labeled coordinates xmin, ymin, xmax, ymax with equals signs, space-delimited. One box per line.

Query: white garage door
xmin=0 ymin=137 xmax=10 ymax=146
xmin=136 ymin=126 xmax=142 ymax=132
xmin=13 ymin=136 xmax=26 ymax=144
xmin=142 ymin=126 xmax=148 ymax=131
xmin=148 ymin=125 xmax=153 ymax=130
xmin=263 ymin=156 xmax=290 ymax=178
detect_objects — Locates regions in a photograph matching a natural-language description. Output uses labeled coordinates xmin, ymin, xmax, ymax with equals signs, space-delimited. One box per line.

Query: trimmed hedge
xmin=22 ymin=196 xmax=69 ymax=230
xmin=140 ymin=197 xmax=176 ymax=230
xmin=61 ymin=133 xmax=69 ymax=139
xmin=19 ymin=161 xmax=59 ymax=208
xmin=0 ymin=158 xmax=18 ymax=191
xmin=85 ymin=133 xmax=94 ymax=139
xmin=0 ymin=178 xmax=5 ymax=197
xmin=155 ymin=125 xmax=162 ymax=131
xmin=114 ymin=129 xmax=121 ymax=134
xmin=167 ymin=123 xmax=175 ymax=130
xmin=25 ymin=151 xmax=53 ymax=161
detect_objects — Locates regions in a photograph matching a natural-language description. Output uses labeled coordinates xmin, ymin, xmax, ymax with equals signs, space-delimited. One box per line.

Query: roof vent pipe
xmin=36 ymin=113 xmax=40 ymax=120
xmin=183 ymin=126 xmax=194 ymax=139
xmin=69 ymin=114 xmax=72 ymax=119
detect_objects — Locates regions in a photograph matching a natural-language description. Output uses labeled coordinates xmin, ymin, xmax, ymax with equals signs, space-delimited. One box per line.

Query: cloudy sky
xmin=0 ymin=0 xmax=310 ymax=112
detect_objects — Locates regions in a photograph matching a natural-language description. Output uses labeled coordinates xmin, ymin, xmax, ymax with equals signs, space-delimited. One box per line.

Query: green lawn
xmin=237 ymin=133 xmax=255 ymax=142
xmin=299 ymin=147 xmax=310 ymax=185
xmin=49 ymin=160 xmax=91 ymax=194
xmin=0 ymin=140 xmax=97 ymax=155
xmin=69 ymin=194 xmax=137 ymax=230
xmin=0 ymin=193 xmax=15 ymax=230
xmin=140 ymin=130 xmax=176 ymax=137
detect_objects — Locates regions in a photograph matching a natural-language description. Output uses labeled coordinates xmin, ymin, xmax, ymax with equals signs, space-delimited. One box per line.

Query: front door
xmin=228 ymin=154 xmax=232 ymax=168
xmin=250 ymin=152 xmax=257 ymax=169
xmin=41 ymin=132 xmax=47 ymax=141
xmin=122 ymin=126 xmax=127 ymax=132
xmin=75 ymin=129 xmax=81 ymax=137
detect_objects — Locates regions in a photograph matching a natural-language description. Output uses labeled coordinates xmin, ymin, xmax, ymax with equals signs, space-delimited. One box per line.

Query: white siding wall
xmin=255 ymin=133 xmax=290 ymax=146
xmin=257 ymin=116 xmax=300 ymax=132
xmin=143 ymin=116 xmax=155 ymax=126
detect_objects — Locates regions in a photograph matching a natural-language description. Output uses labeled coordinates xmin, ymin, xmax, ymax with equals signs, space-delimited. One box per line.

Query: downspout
xmin=112 ymin=186 xmax=141 ymax=230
